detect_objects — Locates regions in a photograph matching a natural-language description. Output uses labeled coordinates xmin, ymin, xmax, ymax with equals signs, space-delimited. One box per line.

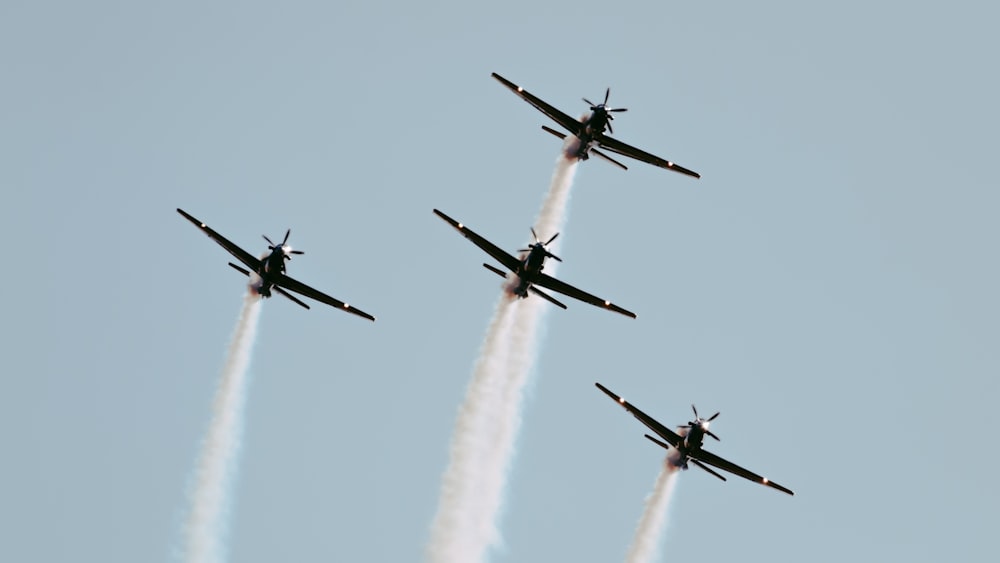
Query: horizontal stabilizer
xmin=530 ymin=286 xmax=567 ymax=309
xmin=482 ymin=263 xmax=508 ymax=278
xmin=541 ymin=125 xmax=567 ymax=140
xmin=228 ymin=262 xmax=251 ymax=276
xmin=591 ymin=148 xmax=628 ymax=170
xmin=691 ymin=459 xmax=728 ymax=482
xmin=273 ymin=286 xmax=311 ymax=310
xmin=644 ymin=434 xmax=672 ymax=451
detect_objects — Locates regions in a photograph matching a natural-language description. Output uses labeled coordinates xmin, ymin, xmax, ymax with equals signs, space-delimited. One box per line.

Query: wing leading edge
xmin=276 ymin=273 xmax=376 ymax=322
xmin=595 ymin=134 xmax=701 ymax=179
xmin=433 ymin=209 xmax=523 ymax=273
xmin=177 ymin=208 xmax=261 ymax=272
xmin=535 ymin=273 xmax=636 ymax=319
xmin=491 ymin=72 xmax=585 ymax=138
xmin=595 ymin=383 xmax=682 ymax=446
xmin=689 ymin=447 xmax=795 ymax=496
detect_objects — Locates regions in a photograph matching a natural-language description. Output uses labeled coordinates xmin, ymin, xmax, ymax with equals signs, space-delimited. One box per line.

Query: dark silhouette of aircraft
xmin=177 ymin=208 xmax=375 ymax=321
xmin=596 ymin=382 xmax=793 ymax=495
xmin=492 ymin=72 xmax=700 ymax=178
xmin=433 ymin=209 xmax=636 ymax=318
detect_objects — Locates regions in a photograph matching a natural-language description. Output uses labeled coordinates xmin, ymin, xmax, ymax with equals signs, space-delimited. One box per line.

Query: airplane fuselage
xmin=510 ymin=245 xmax=549 ymax=297
xmin=250 ymin=248 xmax=288 ymax=297
xmin=671 ymin=423 xmax=710 ymax=469
xmin=683 ymin=425 xmax=707 ymax=451
xmin=566 ymin=110 xmax=610 ymax=160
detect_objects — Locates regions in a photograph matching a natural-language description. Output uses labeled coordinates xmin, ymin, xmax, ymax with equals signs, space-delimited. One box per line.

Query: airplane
xmin=492 ymin=72 xmax=700 ymax=178
xmin=595 ymin=382 xmax=793 ymax=495
xmin=177 ymin=208 xmax=375 ymax=321
xmin=433 ymin=209 xmax=636 ymax=318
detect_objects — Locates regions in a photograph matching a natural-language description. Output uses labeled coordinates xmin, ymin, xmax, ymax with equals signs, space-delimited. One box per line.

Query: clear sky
xmin=1 ymin=1 xmax=997 ymax=562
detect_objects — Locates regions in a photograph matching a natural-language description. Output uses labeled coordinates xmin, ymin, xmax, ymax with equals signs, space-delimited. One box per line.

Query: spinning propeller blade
xmin=518 ymin=227 xmax=563 ymax=261
xmin=264 ymin=229 xmax=302 ymax=259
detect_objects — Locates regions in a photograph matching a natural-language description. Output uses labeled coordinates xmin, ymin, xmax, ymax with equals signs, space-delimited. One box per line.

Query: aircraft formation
xmin=177 ymin=70 xmax=792 ymax=558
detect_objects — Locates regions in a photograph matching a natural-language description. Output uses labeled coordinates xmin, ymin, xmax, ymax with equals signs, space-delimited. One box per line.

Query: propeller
xmin=583 ymin=87 xmax=628 ymax=134
xmin=518 ymin=228 xmax=562 ymax=262
xmin=263 ymin=229 xmax=304 ymax=259
xmin=684 ymin=404 xmax=721 ymax=441
xmin=691 ymin=404 xmax=720 ymax=422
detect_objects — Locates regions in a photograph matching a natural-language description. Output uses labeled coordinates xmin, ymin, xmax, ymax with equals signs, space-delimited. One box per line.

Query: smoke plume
xmin=183 ymin=293 xmax=262 ymax=563
xmin=624 ymin=461 xmax=679 ymax=563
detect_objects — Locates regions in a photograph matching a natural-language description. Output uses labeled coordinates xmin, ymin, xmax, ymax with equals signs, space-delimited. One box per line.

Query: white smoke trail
xmin=426 ymin=297 xmax=516 ymax=563
xmin=183 ymin=293 xmax=262 ymax=563
xmin=426 ymin=154 xmax=579 ymax=563
xmin=532 ymin=155 xmax=578 ymax=248
xmin=486 ymin=154 xmax=577 ymax=497
xmin=624 ymin=461 xmax=680 ymax=563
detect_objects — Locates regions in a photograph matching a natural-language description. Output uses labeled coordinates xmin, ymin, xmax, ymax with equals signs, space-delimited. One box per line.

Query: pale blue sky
xmin=1 ymin=1 xmax=997 ymax=562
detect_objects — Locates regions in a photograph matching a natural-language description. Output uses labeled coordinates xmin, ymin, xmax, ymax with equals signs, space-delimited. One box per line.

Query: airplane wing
xmin=594 ymin=134 xmax=701 ymax=179
xmin=534 ymin=273 xmax=636 ymax=318
xmin=177 ymin=208 xmax=261 ymax=272
xmin=274 ymin=273 xmax=376 ymax=322
xmin=690 ymin=448 xmax=794 ymax=496
xmin=433 ymin=209 xmax=523 ymax=274
xmin=492 ymin=73 xmax=585 ymax=138
xmin=595 ymin=383 xmax=682 ymax=447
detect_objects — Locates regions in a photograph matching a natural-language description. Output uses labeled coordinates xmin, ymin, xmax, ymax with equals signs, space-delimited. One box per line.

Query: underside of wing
xmin=433 ymin=209 xmax=522 ymax=273
xmin=276 ymin=274 xmax=376 ymax=321
xmin=492 ymin=72 xmax=584 ymax=138
xmin=177 ymin=208 xmax=261 ymax=272
xmin=595 ymin=135 xmax=701 ymax=178
xmin=595 ymin=383 xmax=682 ymax=447
xmin=534 ymin=273 xmax=636 ymax=318
xmin=692 ymin=448 xmax=794 ymax=495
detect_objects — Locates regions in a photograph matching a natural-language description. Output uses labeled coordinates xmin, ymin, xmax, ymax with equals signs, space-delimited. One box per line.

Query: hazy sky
xmin=1 ymin=1 xmax=997 ymax=562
